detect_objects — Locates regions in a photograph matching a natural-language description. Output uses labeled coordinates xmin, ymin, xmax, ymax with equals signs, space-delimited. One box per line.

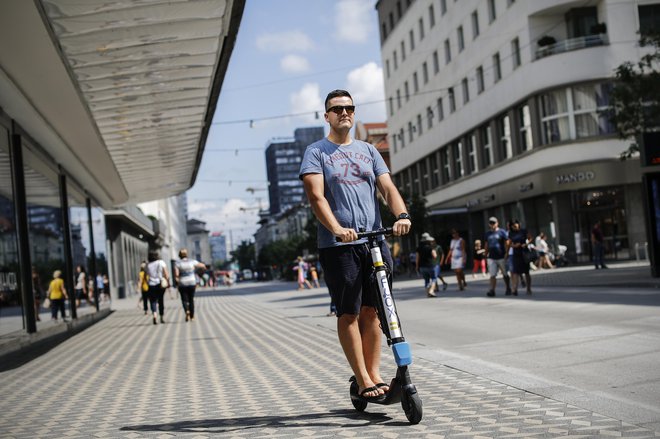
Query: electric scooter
xmin=339 ymin=227 xmax=423 ymax=425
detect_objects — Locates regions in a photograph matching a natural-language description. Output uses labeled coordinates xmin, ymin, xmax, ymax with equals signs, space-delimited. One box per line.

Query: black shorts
xmin=75 ymin=288 xmax=86 ymax=300
xmin=319 ymin=241 xmax=393 ymax=317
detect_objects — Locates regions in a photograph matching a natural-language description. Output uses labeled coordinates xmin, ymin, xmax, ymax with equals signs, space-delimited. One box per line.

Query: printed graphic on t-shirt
xmin=327 ymin=150 xmax=374 ymax=186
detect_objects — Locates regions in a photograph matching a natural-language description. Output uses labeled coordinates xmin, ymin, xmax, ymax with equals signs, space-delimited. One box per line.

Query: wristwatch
xmin=398 ymin=212 xmax=411 ymax=221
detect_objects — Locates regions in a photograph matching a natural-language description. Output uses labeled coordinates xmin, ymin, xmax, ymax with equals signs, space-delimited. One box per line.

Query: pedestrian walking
xmin=74 ymin=265 xmax=90 ymax=308
xmin=591 ymin=221 xmax=607 ymax=269
xmin=137 ymin=262 xmax=149 ymax=314
xmin=485 ymin=217 xmax=512 ymax=297
xmin=432 ymin=237 xmax=449 ymax=291
xmin=416 ymin=232 xmax=438 ymax=297
xmin=47 ymin=270 xmax=68 ymax=321
xmin=310 ymin=266 xmax=321 ymax=288
xmin=300 ymin=89 xmax=412 ymax=400
xmin=295 ymin=256 xmax=313 ymax=290
xmin=146 ymin=250 xmax=170 ymax=325
xmin=535 ymin=232 xmax=555 ymax=269
xmin=472 ymin=240 xmax=486 ymax=278
xmin=446 ymin=229 xmax=467 ymax=291
xmin=175 ymin=249 xmax=206 ymax=322
xmin=102 ymin=274 xmax=110 ymax=300
xmin=509 ymin=220 xmax=532 ymax=295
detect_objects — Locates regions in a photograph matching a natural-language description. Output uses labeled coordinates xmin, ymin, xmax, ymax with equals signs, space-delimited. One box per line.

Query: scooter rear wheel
xmin=401 ymin=387 xmax=423 ymax=424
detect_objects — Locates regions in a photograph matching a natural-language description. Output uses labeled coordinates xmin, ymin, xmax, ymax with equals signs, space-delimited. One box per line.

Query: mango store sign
xmin=556 ymin=171 xmax=595 ymax=185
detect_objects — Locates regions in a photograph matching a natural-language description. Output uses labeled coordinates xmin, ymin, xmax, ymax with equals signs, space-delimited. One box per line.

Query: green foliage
xmin=256 ymin=236 xmax=305 ymax=280
xmin=230 ymin=240 xmax=255 ymax=270
xmin=608 ymin=33 xmax=660 ymax=160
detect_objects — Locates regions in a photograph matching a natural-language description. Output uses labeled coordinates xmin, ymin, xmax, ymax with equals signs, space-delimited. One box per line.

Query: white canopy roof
xmin=0 ymin=0 xmax=244 ymax=207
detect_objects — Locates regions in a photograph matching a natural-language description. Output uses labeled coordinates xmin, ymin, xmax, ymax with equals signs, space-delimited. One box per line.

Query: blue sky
xmin=187 ymin=0 xmax=387 ymax=246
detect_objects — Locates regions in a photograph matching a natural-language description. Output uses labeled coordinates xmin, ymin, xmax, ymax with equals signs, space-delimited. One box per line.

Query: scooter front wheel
xmin=401 ymin=387 xmax=423 ymax=424
xmin=350 ymin=380 xmax=367 ymax=412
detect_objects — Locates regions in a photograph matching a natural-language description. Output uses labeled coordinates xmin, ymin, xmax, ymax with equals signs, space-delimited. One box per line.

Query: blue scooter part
xmin=392 ymin=341 xmax=412 ymax=367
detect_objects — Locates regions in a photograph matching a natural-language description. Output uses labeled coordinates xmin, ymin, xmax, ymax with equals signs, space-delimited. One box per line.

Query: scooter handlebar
xmin=335 ymin=227 xmax=393 ymax=242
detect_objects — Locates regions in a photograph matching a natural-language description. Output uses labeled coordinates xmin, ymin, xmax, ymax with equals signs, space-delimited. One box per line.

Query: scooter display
xmin=339 ymin=227 xmax=423 ymax=424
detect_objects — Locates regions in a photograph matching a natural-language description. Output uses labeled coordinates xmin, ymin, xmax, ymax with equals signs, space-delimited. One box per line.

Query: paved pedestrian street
xmin=1 ymin=290 xmax=659 ymax=438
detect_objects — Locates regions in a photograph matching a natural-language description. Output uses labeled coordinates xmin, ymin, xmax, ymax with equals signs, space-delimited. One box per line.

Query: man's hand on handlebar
xmin=334 ymin=227 xmax=358 ymax=243
xmin=392 ymin=218 xmax=411 ymax=236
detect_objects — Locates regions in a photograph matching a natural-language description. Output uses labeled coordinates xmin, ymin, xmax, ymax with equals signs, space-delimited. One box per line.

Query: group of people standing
xmin=414 ymin=217 xmax=561 ymax=298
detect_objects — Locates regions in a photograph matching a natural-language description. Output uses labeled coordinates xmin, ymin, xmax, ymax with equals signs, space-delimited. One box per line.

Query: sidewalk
xmin=1 ymin=273 xmax=659 ymax=437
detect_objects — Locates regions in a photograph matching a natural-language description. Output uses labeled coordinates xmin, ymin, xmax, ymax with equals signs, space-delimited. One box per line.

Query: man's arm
xmin=376 ymin=173 xmax=411 ymax=236
xmin=302 ymin=173 xmax=357 ymax=242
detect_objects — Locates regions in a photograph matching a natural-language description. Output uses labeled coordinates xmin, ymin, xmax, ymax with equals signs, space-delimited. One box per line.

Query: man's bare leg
xmin=337 ymin=313 xmax=383 ymax=397
xmin=358 ymin=306 xmax=389 ymax=392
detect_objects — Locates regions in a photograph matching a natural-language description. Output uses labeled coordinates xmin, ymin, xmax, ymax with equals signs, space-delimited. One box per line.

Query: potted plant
xmin=591 ymin=22 xmax=607 ymax=34
xmin=538 ymin=35 xmax=557 ymax=47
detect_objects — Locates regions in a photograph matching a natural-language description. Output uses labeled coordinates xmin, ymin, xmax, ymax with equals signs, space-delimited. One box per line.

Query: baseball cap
xmin=421 ymin=232 xmax=434 ymax=242
xmin=488 ymin=216 xmax=498 ymax=224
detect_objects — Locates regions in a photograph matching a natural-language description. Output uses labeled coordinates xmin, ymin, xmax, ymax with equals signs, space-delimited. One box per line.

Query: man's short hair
xmin=325 ymin=89 xmax=353 ymax=111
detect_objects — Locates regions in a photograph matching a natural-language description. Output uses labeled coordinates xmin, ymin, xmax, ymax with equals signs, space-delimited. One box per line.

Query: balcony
xmin=535 ymin=34 xmax=608 ymax=60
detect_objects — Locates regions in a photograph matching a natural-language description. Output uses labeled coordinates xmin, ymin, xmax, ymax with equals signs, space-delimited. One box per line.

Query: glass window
xmin=417 ymin=114 xmax=423 ymax=136
xmin=422 ymin=62 xmax=429 ymax=84
xmin=500 ymin=115 xmax=512 ymax=159
xmin=476 ymin=66 xmax=485 ymax=93
xmin=393 ymin=50 xmax=398 ymax=69
xmin=429 ymin=5 xmax=436 ymax=27
xmin=540 ymin=89 xmax=571 ymax=143
xmin=573 ymin=84 xmax=615 ymax=138
xmin=411 ymin=165 xmax=419 ymax=195
xmin=397 ymin=89 xmax=402 ymax=108
xmin=413 ymin=72 xmax=419 ymax=93
xmin=397 ymin=1 xmax=402 ymax=19
xmin=457 ymin=26 xmax=465 ymax=52
xmin=493 ymin=52 xmax=501 ymax=82
xmin=519 ymin=104 xmax=533 ymax=151
xmin=441 ymin=147 xmax=451 ymax=182
xmin=444 ymin=39 xmax=451 ymax=64
xmin=408 ymin=121 xmax=414 ymax=142
xmin=511 ymin=37 xmax=521 ymax=68
xmin=448 ymin=87 xmax=456 ymax=112
xmin=462 ymin=77 xmax=470 ymax=103
xmin=399 ymin=128 xmax=405 ymax=149
xmin=386 ymin=60 xmax=390 ymax=79
xmin=389 ymin=96 xmax=394 ymax=116
xmin=566 ymin=7 xmax=598 ymax=38
xmin=440 ymin=0 xmax=447 ymax=15
xmin=453 ymin=142 xmax=464 ymax=178
xmin=431 ymin=152 xmax=440 ymax=188
xmin=433 ymin=50 xmax=440 ymax=74
xmin=640 ymin=5 xmax=660 ymax=35
xmin=488 ymin=0 xmax=496 ymax=23
xmin=468 ymin=133 xmax=478 ymax=173
xmin=420 ymin=159 xmax=429 ymax=193
xmin=419 ymin=18 xmax=425 ymax=40
xmin=481 ymin=124 xmax=493 ymax=167
xmin=472 ymin=10 xmax=480 ymax=39
xmin=409 ymin=29 xmax=415 ymax=51
xmin=437 ymin=97 xmax=444 ymax=121
xmin=427 ymin=106 xmax=434 ymax=130
xmin=404 ymin=81 xmax=410 ymax=101
xmin=401 ymin=40 xmax=406 ymax=61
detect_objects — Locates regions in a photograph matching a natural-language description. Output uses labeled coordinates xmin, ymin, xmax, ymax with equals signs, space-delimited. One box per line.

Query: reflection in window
xmin=441 ymin=147 xmax=451 ymax=182
xmin=453 ymin=142 xmax=464 ymax=178
xmin=500 ymin=115 xmax=512 ymax=159
xmin=541 ymin=89 xmax=570 ymax=143
xmin=431 ymin=152 xmax=440 ymax=188
xmin=519 ymin=105 xmax=533 ymax=151
xmin=481 ymin=125 xmax=493 ymax=167
xmin=467 ymin=134 xmax=478 ymax=173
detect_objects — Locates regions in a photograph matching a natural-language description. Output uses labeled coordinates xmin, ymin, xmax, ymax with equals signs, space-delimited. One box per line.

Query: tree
xmin=607 ymin=33 xmax=660 ymax=159
xmin=230 ymin=240 xmax=255 ymax=271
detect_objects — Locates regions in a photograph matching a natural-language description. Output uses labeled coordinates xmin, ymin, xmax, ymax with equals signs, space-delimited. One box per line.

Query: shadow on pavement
xmin=120 ymin=409 xmax=407 ymax=434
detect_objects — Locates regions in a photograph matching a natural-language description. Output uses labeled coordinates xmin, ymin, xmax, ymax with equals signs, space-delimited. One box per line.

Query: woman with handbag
xmin=146 ymin=250 xmax=170 ymax=325
xmin=47 ymin=270 xmax=68 ymax=321
xmin=509 ymin=220 xmax=532 ymax=295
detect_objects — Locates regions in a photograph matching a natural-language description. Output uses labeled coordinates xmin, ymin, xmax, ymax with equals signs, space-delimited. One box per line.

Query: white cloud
xmin=256 ymin=30 xmax=314 ymax=52
xmin=280 ymin=54 xmax=311 ymax=74
xmin=290 ymin=83 xmax=324 ymax=122
xmin=346 ymin=62 xmax=386 ymax=122
xmin=335 ymin=0 xmax=372 ymax=43
xmin=187 ymin=198 xmax=264 ymax=243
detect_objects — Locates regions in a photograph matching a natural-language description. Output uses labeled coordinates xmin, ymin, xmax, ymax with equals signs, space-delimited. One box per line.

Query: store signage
xmin=555 ymin=171 xmax=595 ymax=185
xmin=519 ymin=182 xmax=534 ymax=192
xmin=466 ymin=193 xmax=495 ymax=207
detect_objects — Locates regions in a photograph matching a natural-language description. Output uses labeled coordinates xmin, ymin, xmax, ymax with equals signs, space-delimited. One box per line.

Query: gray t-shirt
xmin=299 ymin=138 xmax=390 ymax=248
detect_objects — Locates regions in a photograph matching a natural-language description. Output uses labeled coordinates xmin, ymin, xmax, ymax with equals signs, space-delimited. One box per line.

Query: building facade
xmin=376 ymin=0 xmax=652 ymax=263
xmin=186 ymin=218 xmax=211 ymax=264
xmin=265 ymin=127 xmax=324 ymax=215
xmin=209 ymin=232 xmax=229 ymax=265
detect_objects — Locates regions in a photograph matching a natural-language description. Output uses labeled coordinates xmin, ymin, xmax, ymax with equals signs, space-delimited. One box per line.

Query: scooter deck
xmin=350 ymin=376 xmax=402 ymax=405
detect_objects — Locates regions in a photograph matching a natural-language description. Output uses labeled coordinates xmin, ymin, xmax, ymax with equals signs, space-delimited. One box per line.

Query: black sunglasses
xmin=326 ymin=105 xmax=355 ymax=115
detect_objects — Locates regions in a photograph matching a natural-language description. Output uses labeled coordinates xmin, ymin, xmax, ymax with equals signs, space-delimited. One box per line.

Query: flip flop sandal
xmin=360 ymin=386 xmax=386 ymax=401
xmin=375 ymin=382 xmax=390 ymax=392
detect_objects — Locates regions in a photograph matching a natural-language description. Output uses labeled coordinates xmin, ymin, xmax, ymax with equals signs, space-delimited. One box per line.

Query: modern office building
xmin=376 ymin=0 xmax=652 ymax=263
xmin=265 ymin=127 xmax=325 ymax=215
xmin=0 ymin=0 xmax=245 ymax=334
xmin=209 ymin=232 xmax=229 ymax=265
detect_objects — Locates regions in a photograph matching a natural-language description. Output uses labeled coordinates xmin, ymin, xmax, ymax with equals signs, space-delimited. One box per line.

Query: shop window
xmin=0 ymin=126 xmax=20 ymax=324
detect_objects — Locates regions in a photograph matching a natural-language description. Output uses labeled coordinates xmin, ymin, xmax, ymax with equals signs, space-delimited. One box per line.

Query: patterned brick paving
xmin=0 ymin=293 xmax=658 ymax=438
